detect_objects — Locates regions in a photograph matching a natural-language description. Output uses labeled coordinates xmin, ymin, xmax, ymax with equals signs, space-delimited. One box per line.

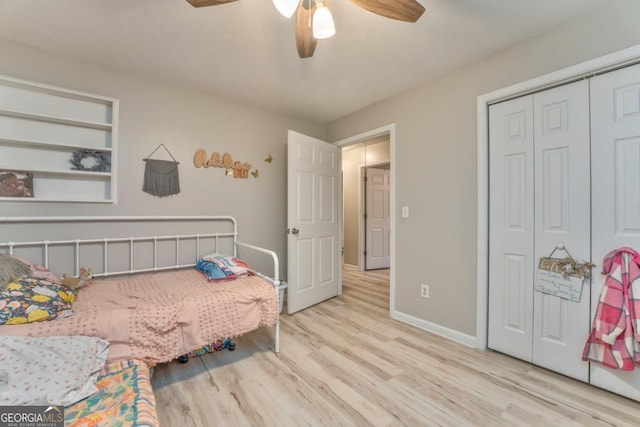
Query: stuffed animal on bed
xmin=61 ymin=267 xmax=93 ymax=290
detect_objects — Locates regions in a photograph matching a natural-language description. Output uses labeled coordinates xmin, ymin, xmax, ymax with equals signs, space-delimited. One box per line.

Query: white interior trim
xmin=359 ymin=166 xmax=365 ymax=271
xmin=393 ymin=310 xmax=476 ymax=348
xmin=476 ymin=44 xmax=640 ymax=351
xmin=335 ymin=124 xmax=396 ymax=316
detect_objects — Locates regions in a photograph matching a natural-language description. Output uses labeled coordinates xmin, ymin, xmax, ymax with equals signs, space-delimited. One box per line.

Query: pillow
xmin=196 ymin=259 xmax=231 ymax=282
xmin=0 ymin=335 xmax=109 ymax=406
xmin=202 ymin=254 xmax=254 ymax=277
xmin=0 ymin=253 xmax=31 ymax=289
xmin=0 ymin=276 xmax=76 ymax=325
xmin=6 ymin=253 xmax=61 ymax=282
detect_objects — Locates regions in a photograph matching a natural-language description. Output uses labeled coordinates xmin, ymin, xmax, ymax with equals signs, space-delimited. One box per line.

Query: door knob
xmin=290 ymin=228 xmax=299 ymax=236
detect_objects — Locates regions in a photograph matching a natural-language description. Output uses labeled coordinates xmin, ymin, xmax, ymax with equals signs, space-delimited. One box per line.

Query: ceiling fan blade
xmin=295 ymin=2 xmax=317 ymax=59
xmin=348 ymin=0 xmax=425 ymax=22
xmin=185 ymin=0 xmax=239 ymax=7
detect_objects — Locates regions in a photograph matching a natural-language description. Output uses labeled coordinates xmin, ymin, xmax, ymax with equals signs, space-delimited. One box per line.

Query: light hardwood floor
xmin=152 ymin=268 xmax=640 ymax=426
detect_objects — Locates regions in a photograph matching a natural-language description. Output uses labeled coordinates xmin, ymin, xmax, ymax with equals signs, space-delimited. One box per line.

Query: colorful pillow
xmin=0 ymin=276 xmax=76 ymax=325
xmin=202 ymin=254 xmax=254 ymax=277
xmin=0 ymin=253 xmax=31 ymax=289
xmin=196 ymin=259 xmax=230 ymax=281
xmin=197 ymin=255 xmax=254 ymax=282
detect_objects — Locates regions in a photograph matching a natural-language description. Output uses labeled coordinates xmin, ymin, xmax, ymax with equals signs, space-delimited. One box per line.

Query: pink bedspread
xmin=0 ymin=269 xmax=278 ymax=364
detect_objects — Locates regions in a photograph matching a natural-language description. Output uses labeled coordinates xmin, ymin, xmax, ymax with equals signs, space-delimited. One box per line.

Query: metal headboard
xmin=0 ymin=216 xmax=239 ymax=278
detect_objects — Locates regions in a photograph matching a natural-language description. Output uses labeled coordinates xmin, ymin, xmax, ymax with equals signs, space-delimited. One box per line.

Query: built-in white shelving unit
xmin=0 ymin=75 xmax=118 ymax=203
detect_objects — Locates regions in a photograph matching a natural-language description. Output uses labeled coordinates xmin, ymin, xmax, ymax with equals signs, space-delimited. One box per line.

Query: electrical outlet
xmin=420 ymin=284 xmax=430 ymax=298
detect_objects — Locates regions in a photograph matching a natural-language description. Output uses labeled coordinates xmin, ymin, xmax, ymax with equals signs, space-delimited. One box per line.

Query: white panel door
xmin=365 ymin=167 xmax=390 ymax=270
xmin=287 ymin=131 xmax=340 ymax=314
xmin=532 ymin=80 xmax=590 ymax=381
xmin=488 ymin=96 xmax=535 ymax=362
xmin=591 ymin=63 xmax=640 ymax=400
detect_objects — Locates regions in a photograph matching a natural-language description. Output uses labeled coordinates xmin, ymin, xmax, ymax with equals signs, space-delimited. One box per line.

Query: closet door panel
xmin=591 ymin=63 xmax=640 ymax=401
xmin=532 ymin=80 xmax=591 ymax=382
xmin=488 ymin=96 xmax=534 ymax=361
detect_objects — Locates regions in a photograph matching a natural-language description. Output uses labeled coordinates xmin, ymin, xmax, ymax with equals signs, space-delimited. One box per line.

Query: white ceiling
xmin=0 ymin=0 xmax=608 ymax=123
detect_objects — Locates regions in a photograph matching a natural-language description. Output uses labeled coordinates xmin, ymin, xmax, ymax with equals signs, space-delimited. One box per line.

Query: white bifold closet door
xmin=488 ymin=95 xmax=535 ymax=362
xmin=489 ymin=80 xmax=591 ymax=381
xmin=532 ymin=81 xmax=590 ymax=381
xmin=591 ymin=63 xmax=640 ymax=401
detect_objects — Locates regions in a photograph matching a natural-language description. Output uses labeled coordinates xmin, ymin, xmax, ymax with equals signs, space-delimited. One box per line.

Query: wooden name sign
xmin=193 ymin=150 xmax=252 ymax=179
xmin=535 ymin=257 xmax=585 ymax=302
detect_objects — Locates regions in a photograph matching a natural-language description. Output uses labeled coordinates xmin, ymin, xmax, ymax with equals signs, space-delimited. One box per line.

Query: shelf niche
xmin=0 ymin=75 xmax=118 ymax=203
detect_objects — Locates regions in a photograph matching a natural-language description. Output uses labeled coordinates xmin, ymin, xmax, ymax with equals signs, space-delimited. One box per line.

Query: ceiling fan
xmin=185 ymin=0 xmax=425 ymax=59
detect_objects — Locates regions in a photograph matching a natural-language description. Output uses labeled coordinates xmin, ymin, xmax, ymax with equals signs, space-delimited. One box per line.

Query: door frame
xmin=360 ymin=161 xmax=390 ymax=271
xmin=476 ymin=44 xmax=640 ymax=350
xmin=335 ymin=124 xmax=396 ymax=316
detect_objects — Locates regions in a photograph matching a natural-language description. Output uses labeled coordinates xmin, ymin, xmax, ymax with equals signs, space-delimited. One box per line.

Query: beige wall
xmin=341 ymin=140 xmax=390 ymax=267
xmin=0 ymin=38 xmax=325 ymax=277
xmin=3 ymin=0 xmax=640 ymax=338
xmin=327 ymin=0 xmax=640 ymax=336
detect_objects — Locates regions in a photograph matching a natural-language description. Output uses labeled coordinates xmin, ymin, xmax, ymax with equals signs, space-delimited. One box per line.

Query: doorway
xmin=336 ymin=124 xmax=396 ymax=315
xmin=341 ymin=137 xmax=390 ymax=271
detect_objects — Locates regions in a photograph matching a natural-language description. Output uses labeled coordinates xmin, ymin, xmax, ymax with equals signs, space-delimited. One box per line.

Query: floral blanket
xmin=65 ymin=359 xmax=157 ymax=427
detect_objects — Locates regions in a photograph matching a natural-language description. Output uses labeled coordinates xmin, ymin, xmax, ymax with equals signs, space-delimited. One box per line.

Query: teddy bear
xmin=60 ymin=267 xmax=93 ymax=290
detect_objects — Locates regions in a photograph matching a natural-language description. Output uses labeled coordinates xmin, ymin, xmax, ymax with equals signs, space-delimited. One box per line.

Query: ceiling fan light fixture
xmin=185 ymin=0 xmax=425 ymax=59
xmin=312 ymin=1 xmax=336 ymax=40
xmin=272 ymin=0 xmax=299 ymax=18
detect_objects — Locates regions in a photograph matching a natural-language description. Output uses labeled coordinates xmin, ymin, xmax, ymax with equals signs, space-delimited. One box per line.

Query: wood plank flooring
xmin=152 ymin=268 xmax=640 ymax=426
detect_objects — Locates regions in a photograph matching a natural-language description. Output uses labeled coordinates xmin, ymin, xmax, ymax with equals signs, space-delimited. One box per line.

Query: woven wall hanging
xmin=142 ymin=144 xmax=180 ymax=197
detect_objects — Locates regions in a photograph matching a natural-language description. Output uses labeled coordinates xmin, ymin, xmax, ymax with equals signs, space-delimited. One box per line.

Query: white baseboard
xmin=343 ymin=264 xmax=359 ymax=270
xmin=392 ymin=310 xmax=476 ymax=348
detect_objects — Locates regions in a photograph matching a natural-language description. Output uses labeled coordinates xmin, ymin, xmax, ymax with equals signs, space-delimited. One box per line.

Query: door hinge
xmin=364 ymin=213 xmax=367 ymax=219
xmin=364 ymin=176 xmax=368 ymax=182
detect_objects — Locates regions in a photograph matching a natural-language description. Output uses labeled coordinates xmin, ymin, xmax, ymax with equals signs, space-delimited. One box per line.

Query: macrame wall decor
xmin=142 ymin=144 xmax=180 ymax=197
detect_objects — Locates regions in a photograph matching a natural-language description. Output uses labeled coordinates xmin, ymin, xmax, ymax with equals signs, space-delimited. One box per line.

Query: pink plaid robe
xmin=582 ymin=247 xmax=640 ymax=370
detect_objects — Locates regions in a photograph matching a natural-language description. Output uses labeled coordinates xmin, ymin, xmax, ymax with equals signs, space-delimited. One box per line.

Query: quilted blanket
xmin=64 ymin=359 xmax=157 ymax=427
xmin=0 ymin=269 xmax=278 ymax=364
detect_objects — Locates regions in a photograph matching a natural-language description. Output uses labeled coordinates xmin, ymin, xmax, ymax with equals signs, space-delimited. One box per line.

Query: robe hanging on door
xmin=582 ymin=247 xmax=640 ymax=371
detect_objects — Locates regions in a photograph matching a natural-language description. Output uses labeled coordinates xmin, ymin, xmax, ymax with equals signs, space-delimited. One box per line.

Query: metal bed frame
xmin=0 ymin=215 xmax=283 ymax=353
